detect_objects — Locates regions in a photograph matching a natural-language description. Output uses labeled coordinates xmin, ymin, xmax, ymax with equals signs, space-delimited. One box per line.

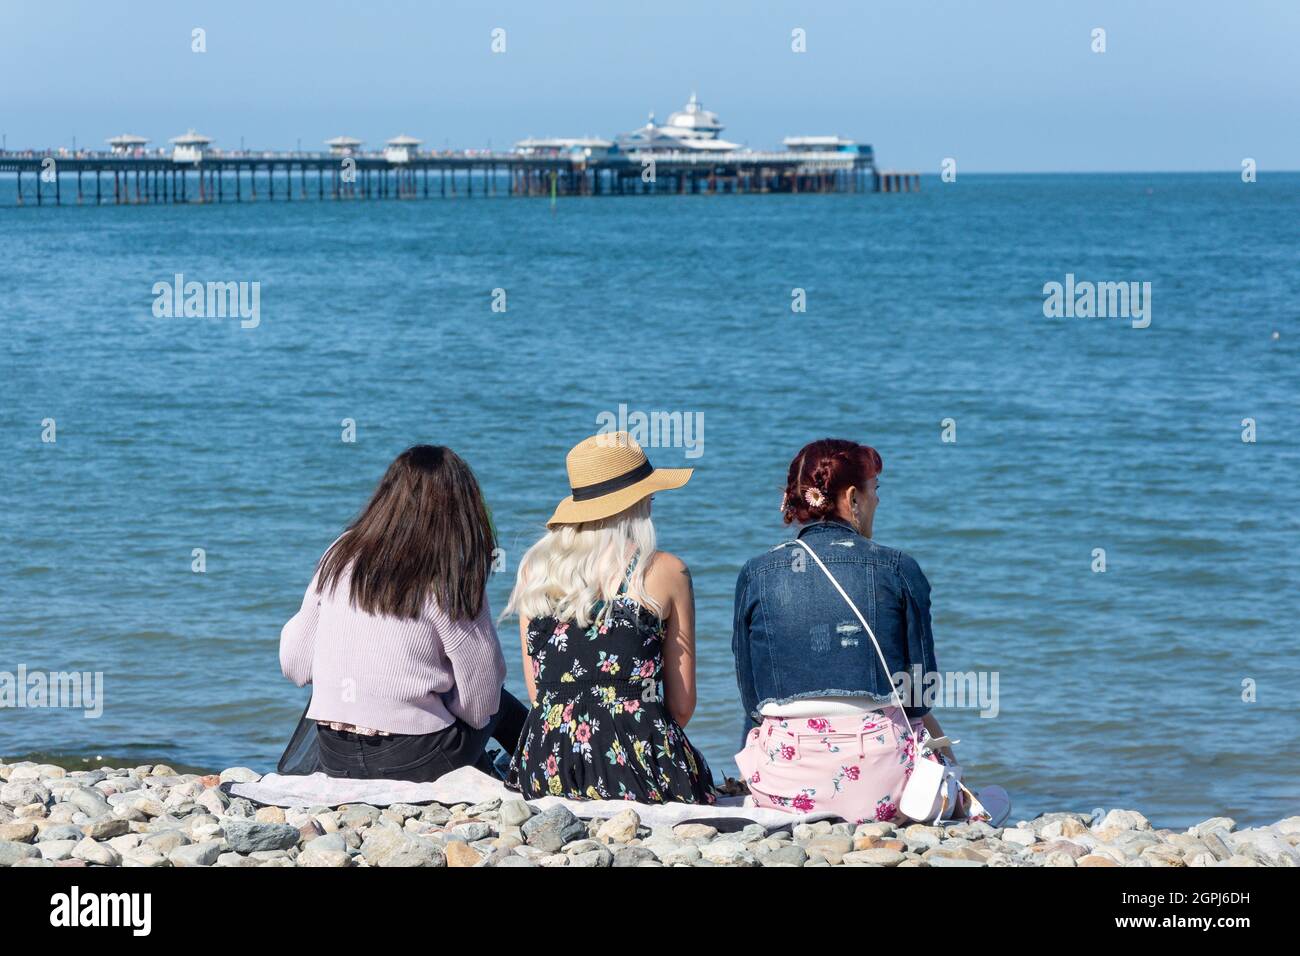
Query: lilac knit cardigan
xmin=279 ymin=561 xmax=506 ymax=733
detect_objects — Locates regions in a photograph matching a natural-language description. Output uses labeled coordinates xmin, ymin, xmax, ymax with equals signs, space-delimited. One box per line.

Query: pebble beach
xmin=2 ymin=761 xmax=1296 ymax=868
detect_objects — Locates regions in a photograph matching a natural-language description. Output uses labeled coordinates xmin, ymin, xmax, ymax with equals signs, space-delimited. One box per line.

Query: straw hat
xmin=547 ymin=431 xmax=693 ymax=527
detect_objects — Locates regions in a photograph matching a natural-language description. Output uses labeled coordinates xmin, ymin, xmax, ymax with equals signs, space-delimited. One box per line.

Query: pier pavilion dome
xmin=665 ymin=92 xmax=724 ymax=140
xmin=325 ymin=135 xmax=363 ymax=156
xmin=107 ymin=134 xmax=148 ymax=155
xmin=169 ymin=129 xmax=212 ymax=163
xmin=615 ymin=94 xmax=741 ymax=153
xmin=384 ymin=134 xmax=422 ymax=163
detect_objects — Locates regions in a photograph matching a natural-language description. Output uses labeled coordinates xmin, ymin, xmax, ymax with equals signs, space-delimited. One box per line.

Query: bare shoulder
xmin=643 ymin=550 xmax=692 ymax=605
xmin=645 ymin=550 xmax=689 ymax=582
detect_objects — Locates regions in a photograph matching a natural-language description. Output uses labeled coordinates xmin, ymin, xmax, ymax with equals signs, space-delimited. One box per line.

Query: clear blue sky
xmin=4 ymin=0 xmax=1297 ymax=171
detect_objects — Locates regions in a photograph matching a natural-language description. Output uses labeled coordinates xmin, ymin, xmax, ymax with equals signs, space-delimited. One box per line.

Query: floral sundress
xmin=505 ymin=572 xmax=715 ymax=805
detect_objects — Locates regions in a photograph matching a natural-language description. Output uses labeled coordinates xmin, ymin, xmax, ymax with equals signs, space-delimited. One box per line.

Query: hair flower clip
xmin=803 ymin=487 xmax=826 ymax=508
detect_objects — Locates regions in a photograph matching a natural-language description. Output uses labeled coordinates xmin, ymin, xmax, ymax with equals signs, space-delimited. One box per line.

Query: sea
xmin=2 ymin=171 xmax=1297 ymax=829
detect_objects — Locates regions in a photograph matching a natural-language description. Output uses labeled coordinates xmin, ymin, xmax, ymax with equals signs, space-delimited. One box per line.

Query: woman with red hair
xmin=731 ymin=438 xmax=1001 ymax=823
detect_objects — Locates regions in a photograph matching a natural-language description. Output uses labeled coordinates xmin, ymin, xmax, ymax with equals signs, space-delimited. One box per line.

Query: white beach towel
xmin=228 ymin=766 xmax=836 ymax=830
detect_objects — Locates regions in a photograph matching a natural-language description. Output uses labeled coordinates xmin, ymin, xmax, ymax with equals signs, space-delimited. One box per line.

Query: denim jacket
xmin=731 ymin=518 xmax=939 ymax=748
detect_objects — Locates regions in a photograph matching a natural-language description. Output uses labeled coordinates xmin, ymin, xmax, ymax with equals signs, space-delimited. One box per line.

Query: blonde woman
xmin=502 ymin=432 xmax=715 ymax=804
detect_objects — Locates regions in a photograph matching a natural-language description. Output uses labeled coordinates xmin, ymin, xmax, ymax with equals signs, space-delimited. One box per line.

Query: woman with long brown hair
xmin=279 ymin=444 xmax=526 ymax=781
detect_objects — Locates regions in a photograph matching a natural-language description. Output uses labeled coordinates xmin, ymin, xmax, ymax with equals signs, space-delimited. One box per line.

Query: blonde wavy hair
xmin=502 ymin=498 xmax=659 ymax=628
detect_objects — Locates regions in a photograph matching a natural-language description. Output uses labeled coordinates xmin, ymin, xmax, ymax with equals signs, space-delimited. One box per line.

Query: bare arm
xmin=654 ymin=554 xmax=697 ymax=728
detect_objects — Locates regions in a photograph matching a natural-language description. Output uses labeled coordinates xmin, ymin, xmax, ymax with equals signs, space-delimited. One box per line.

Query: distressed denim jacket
xmin=731 ymin=518 xmax=939 ymax=748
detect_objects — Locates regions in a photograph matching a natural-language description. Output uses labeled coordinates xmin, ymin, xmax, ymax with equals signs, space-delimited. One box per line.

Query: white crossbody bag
xmin=785 ymin=538 xmax=966 ymax=825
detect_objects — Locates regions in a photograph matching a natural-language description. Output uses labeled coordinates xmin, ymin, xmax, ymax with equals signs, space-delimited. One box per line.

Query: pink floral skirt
xmin=734 ymin=706 xmax=941 ymax=823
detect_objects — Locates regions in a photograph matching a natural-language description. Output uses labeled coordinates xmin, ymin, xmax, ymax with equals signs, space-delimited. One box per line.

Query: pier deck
xmin=0 ymin=149 xmax=917 ymax=206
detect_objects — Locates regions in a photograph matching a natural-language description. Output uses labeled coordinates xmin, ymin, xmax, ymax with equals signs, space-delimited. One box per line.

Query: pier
xmin=875 ymin=170 xmax=922 ymax=192
xmin=0 ymin=96 xmax=921 ymax=208
xmin=0 ymin=149 xmax=916 ymax=207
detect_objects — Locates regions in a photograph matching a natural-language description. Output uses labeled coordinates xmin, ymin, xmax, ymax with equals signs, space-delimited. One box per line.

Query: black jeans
xmin=316 ymin=688 xmax=529 ymax=783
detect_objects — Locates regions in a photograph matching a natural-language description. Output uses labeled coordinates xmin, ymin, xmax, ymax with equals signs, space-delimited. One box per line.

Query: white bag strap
xmin=781 ymin=538 xmax=926 ymax=761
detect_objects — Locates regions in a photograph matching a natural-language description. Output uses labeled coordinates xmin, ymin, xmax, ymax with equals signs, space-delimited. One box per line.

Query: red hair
xmin=781 ymin=438 xmax=883 ymax=525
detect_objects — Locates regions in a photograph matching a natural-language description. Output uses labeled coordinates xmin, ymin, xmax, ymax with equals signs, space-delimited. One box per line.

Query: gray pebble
xmin=522 ymin=806 xmax=587 ymax=852
xmin=571 ymin=847 xmax=615 ymax=867
xmin=450 ymin=822 xmax=492 ymax=842
xmin=761 ymin=844 xmax=810 ymax=867
xmin=38 ymin=823 xmax=85 ymax=843
xmin=169 ymin=841 xmax=223 ymax=867
xmin=612 ymin=846 xmax=658 ymax=867
xmin=37 ymin=839 xmax=80 ymax=861
xmin=221 ymin=820 xmax=301 ymax=854
xmin=499 ymin=799 xmax=534 ymax=828
xmin=72 ymin=838 xmax=122 ymax=866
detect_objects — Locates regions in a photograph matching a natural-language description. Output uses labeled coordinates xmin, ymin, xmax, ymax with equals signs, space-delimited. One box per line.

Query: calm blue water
xmin=2 ymin=173 xmax=1297 ymax=829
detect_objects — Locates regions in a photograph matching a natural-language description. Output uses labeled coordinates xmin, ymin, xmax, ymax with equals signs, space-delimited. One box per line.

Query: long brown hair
xmin=316 ymin=445 xmax=495 ymax=620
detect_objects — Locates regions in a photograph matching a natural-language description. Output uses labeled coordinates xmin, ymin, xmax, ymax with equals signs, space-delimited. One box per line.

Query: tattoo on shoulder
xmin=681 ymin=566 xmax=694 ymax=595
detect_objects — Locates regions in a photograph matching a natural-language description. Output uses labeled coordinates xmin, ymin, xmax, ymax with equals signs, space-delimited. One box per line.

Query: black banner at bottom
xmin=2 ymin=864 xmax=1278 ymax=940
